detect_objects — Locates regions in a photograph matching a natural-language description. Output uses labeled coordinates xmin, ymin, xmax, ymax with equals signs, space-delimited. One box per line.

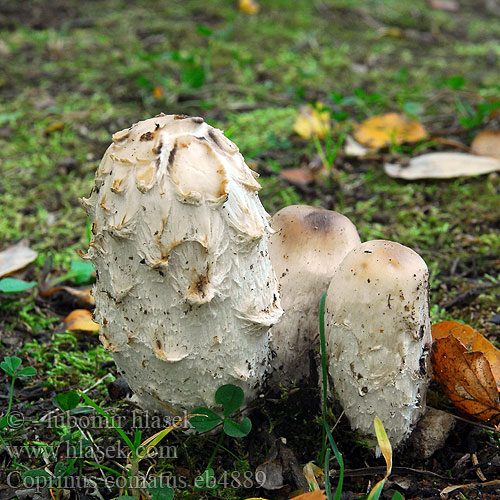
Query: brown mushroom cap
xmin=268 ymin=205 xmax=361 ymax=386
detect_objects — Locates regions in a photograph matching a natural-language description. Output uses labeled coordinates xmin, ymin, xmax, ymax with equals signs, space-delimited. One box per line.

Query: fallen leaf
xmin=470 ymin=130 xmax=500 ymax=160
xmin=0 ymin=240 xmax=38 ymax=278
xmin=239 ymin=0 xmax=259 ymax=14
xmin=354 ymin=112 xmax=427 ymax=149
xmin=289 ymin=492 xmax=326 ymax=500
xmin=302 ymin=462 xmax=324 ymax=492
xmin=384 ymin=152 xmax=500 ymax=180
xmin=293 ymin=104 xmax=331 ymax=140
xmin=280 ymin=166 xmax=322 ymax=187
xmin=431 ymin=335 xmax=500 ymax=425
xmin=432 ymin=321 xmax=500 ymax=385
xmin=64 ymin=309 xmax=99 ymax=332
xmin=40 ymin=285 xmax=95 ymax=306
xmin=153 ymin=86 xmax=163 ymax=99
xmin=429 ymin=0 xmax=460 ymax=12
xmin=44 ymin=121 xmax=65 ymax=135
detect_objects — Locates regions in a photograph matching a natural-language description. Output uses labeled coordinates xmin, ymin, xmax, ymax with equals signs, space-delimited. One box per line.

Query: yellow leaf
xmin=64 ymin=309 xmax=99 ymax=332
xmin=294 ymin=104 xmax=331 ymax=140
xmin=302 ymin=462 xmax=324 ymax=491
xmin=374 ymin=417 xmax=392 ymax=476
xmin=239 ymin=0 xmax=259 ymax=14
xmin=354 ymin=112 xmax=427 ymax=149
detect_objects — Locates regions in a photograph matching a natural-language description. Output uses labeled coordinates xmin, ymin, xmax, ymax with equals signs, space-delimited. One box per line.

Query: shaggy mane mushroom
xmin=81 ymin=114 xmax=282 ymax=414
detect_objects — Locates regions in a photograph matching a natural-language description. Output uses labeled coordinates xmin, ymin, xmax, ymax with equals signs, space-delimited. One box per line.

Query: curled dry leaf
xmin=0 ymin=240 xmax=38 ymax=278
xmin=432 ymin=321 xmax=500 ymax=383
xmin=238 ymin=0 xmax=259 ymax=14
xmin=293 ymin=104 xmax=331 ymax=140
xmin=470 ymin=129 xmax=500 ymax=160
xmin=431 ymin=330 xmax=500 ymax=425
xmin=384 ymin=152 xmax=500 ymax=180
xmin=354 ymin=112 xmax=427 ymax=149
xmin=64 ymin=309 xmax=99 ymax=333
xmin=41 ymin=285 xmax=95 ymax=306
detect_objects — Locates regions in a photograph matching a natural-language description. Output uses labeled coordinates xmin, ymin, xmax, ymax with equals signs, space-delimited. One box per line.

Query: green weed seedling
xmin=0 ymin=278 xmax=37 ymax=294
xmin=80 ymin=392 xmax=185 ymax=500
xmin=190 ymin=384 xmax=251 ymax=491
xmin=0 ymin=356 xmax=37 ymax=455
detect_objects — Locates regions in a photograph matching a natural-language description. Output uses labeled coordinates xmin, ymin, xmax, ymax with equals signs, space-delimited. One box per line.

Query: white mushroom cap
xmin=325 ymin=240 xmax=431 ymax=448
xmin=268 ymin=205 xmax=360 ymax=386
xmin=81 ymin=114 xmax=282 ymax=414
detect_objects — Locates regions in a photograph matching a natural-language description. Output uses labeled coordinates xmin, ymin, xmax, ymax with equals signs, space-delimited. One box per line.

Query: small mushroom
xmin=325 ymin=240 xmax=431 ymax=448
xmin=81 ymin=114 xmax=282 ymax=414
xmin=268 ymin=205 xmax=361 ymax=386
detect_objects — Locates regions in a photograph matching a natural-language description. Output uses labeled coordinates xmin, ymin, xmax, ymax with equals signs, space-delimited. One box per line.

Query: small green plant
xmin=80 ymin=392 xmax=185 ymax=499
xmin=0 ymin=356 xmax=37 ymax=446
xmin=0 ymin=278 xmax=37 ymax=294
xmin=190 ymin=384 xmax=252 ymax=491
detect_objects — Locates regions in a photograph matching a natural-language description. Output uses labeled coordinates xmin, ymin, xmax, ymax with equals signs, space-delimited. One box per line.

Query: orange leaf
xmin=290 ymin=492 xmax=327 ymax=500
xmin=470 ymin=130 xmax=500 ymax=160
xmin=64 ymin=309 xmax=99 ymax=332
xmin=432 ymin=321 xmax=500 ymax=384
xmin=238 ymin=0 xmax=259 ymax=14
xmin=431 ymin=335 xmax=500 ymax=425
xmin=354 ymin=112 xmax=427 ymax=149
xmin=153 ymin=86 xmax=163 ymax=99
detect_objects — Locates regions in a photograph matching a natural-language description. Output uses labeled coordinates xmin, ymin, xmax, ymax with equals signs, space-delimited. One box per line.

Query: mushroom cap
xmin=268 ymin=205 xmax=361 ymax=385
xmin=325 ymin=240 xmax=431 ymax=448
xmin=81 ymin=114 xmax=282 ymax=413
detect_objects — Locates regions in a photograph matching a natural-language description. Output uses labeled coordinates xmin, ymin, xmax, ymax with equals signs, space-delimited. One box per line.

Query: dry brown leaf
xmin=239 ymin=0 xmax=259 ymax=14
xmin=384 ymin=152 xmax=500 ymax=179
xmin=431 ymin=335 xmax=500 ymax=425
xmin=280 ymin=166 xmax=324 ymax=187
xmin=0 ymin=240 xmax=38 ymax=278
xmin=293 ymin=104 xmax=331 ymax=140
xmin=429 ymin=0 xmax=460 ymax=12
xmin=354 ymin=112 xmax=427 ymax=149
xmin=41 ymin=285 xmax=95 ymax=306
xmin=432 ymin=321 xmax=500 ymax=384
xmin=64 ymin=309 xmax=99 ymax=332
xmin=470 ymin=130 xmax=500 ymax=160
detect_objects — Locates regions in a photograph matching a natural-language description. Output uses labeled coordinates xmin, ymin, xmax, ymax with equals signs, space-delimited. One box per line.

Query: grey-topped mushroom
xmin=268 ymin=205 xmax=360 ymax=386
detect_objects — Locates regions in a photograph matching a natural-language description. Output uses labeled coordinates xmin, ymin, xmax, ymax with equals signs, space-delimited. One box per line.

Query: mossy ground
xmin=1 ymin=1 xmax=499 ymax=499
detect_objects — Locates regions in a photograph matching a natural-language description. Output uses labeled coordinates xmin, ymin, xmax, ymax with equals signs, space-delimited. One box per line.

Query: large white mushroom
xmin=267 ymin=205 xmax=360 ymax=386
xmin=81 ymin=114 xmax=283 ymax=414
xmin=325 ymin=240 xmax=431 ymax=448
